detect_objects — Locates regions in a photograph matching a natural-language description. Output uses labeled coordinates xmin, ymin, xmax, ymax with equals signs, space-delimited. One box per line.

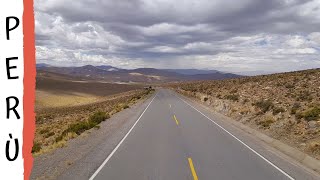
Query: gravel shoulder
xmin=31 ymin=93 xmax=155 ymax=180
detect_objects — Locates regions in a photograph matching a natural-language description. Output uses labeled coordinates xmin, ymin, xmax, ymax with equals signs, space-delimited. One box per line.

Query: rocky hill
xmin=170 ymin=69 xmax=320 ymax=159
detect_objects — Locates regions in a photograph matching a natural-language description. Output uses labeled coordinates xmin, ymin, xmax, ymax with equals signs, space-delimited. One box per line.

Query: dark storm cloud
xmin=35 ymin=0 xmax=320 ymax=72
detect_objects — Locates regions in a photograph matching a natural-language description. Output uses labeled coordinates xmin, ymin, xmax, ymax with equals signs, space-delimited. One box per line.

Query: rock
xmin=299 ymin=143 xmax=306 ymax=147
xmin=308 ymin=121 xmax=317 ymax=128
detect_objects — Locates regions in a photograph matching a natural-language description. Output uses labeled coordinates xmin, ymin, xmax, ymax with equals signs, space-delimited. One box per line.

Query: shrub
xmin=56 ymin=111 xmax=109 ymax=142
xmin=230 ymin=89 xmax=237 ymax=93
xmin=273 ymin=106 xmax=285 ymax=115
xmin=296 ymin=90 xmax=312 ymax=101
xmin=44 ymin=131 xmax=55 ymax=138
xmin=257 ymin=116 xmax=275 ymax=128
xmin=32 ymin=142 xmax=42 ymax=153
xmin=254 ymin=100 xmax=274 ymax=113
xmin=243 ymin=99 xmax=249 ymax=104
xmin=203 ymin=97 xmax=209 ymax=102
xmin=89 ymin=111 xmax=109 ymax=125
xmin=55 ymin=135 xmax=64 ymax=142
xmin=307 ymin=142 xmax=320 ymax=154
xmin=304 ymin=107 xmax=320 ymax=121
xmin=67 ymin=121 xmax=92 ymax=135
xmin=39 ymin=128 xmax=49 ymax=134
xmin=224 ymin=94 xmax=239 ymax=101
xmin=285 ymin=84 xmax=295 ymax=89
xmin=295 ymin=112 xmax=304 ymax=119
xmin=291 ymin=102 xmax=301 ymax=115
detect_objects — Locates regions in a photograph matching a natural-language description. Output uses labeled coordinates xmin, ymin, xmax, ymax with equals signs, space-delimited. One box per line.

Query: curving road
xmin=89 ymin=89 xmax=319 ymax=180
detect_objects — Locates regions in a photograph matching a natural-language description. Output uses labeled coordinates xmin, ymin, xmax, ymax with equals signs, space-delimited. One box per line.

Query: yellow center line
xmin=173 ymin=115 xmax=179 ymax=125
xmin=188 ymin=158 xmax=199 ymax=180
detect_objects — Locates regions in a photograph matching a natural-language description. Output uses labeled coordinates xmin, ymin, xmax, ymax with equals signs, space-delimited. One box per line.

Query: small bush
xmin=224 ymin=94 xmax=239 ymax=101
xmin=257 ymin=116 xmax=275 ymax=128
xmin=291 ymin=102 xmax=301 ymax=115
xmin=68 ymin=121 xmax=92 ymax=135
xmin=243 ymin=99 xmax=249 ymax=104
xmin=56 ymin=111 xmax=109 ymax=142
xmin=296 ymin=91 xmax=312 ymax=101
xmin=55 ymin=135 xmax=64 ymax=142
xmin=39 ymin=128 xmax=49 ymax=134
xmin=44 ymin=131 xmax=55 ymax=138
xmin=32 ymin=142 xmax=42 ymax=153
xmin=254 ymin=100 xmax=274 ymax=113
xmin=273 ymin=106 xmax=285 ymax=115
xmin=203 ymin=97 xmax=209 ymax=102
xmin=285 ymin=84 xmax=294 ymax=89
xmin=230 ymin=89 xmax=237 ymax=93
xmin=307 ymin=142 xmax=320 ymax=154
xmin=304 ymin=107 xmax=320 ymax=121
xmin=295 ymin=112 xmax=304 ymax=119
xmin=89 ymin=111 xmax=109 ymax=125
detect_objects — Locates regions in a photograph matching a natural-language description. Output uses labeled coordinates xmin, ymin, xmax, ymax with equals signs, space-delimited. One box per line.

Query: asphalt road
xmin=89 ymin=89 xmax=319 ymax=180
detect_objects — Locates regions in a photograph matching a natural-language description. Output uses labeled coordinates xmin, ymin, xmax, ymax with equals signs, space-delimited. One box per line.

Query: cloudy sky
xmin=35 ymin=0 xmax=320 ymax=73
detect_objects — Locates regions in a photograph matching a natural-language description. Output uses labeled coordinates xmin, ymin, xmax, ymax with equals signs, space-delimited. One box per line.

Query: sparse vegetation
xmin=254 ymin=100 xmax=274 ymax=113
xmin=34 ymin=75 xmax=154 ymax=155
xmin=303 ymin=107 xmax=320 ymax=121
xmin=44 ymin=132 xmax=55 ymax=138
xmin=291 ymin=102 xmax=301 ymax=115
xmin=32 ymin=142 xmax=42 ymax=153
xmin=272 ymin=106 xmax=285 ymax=115
xmin=55 ymin=111 xmax=109 ymax=140
xmin=170 ymin=68 xmax=320 ymax=159
xmin=285 ymin=83 xmax=295 ymax=89
xmin=296 ymin=90 xmax=313 ymax=102
xmin=257 ymin=116 xmax=275 ymax=128
xmin=224 ymin=94 xmax=239 ymax=101
xmin=90 ymin=111 xmax=109 ymax=125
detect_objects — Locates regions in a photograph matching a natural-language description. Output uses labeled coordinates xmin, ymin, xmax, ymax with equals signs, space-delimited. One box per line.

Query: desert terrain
xmin=34 ymin=72 xmax=154 ymax=155
xmin=170 ymin=68 xmax=320 ymax=159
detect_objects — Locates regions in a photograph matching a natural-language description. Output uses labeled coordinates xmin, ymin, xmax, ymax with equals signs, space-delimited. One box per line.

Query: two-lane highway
xmin=89 ymin=89 xmax=319 ymax=180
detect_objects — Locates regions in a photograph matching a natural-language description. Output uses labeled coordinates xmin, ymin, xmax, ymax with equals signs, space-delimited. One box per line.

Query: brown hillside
xmin=170 ymin=69 xmax=320 ymax=159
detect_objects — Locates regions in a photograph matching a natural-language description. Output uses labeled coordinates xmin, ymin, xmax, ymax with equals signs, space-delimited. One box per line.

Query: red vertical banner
xmin=23 ymin=0 xmax=35 ymax=179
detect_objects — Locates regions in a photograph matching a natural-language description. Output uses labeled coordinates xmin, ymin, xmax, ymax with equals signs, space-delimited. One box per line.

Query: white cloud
xmin=145 ymin=46 xmax=182 ymax=53
xmin=286 ymin=35 xmax=307 ymax=48
xmin=309 ymin=32 xmax=320 ymax=45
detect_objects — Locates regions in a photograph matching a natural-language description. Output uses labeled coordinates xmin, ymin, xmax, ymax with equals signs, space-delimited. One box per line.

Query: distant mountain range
xmin=36 ymin=64 xmax=242 ymax=83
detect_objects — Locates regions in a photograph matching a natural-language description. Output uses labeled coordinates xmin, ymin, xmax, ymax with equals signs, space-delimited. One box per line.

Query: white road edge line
xmin=177 ymin=95 xmax=295 ymax=180
xmin=89 ymin=93 xmax=158 ymax=180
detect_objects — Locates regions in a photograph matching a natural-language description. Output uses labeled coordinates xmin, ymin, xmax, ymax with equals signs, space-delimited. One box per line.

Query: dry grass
xmin=33 ymin=89 xmax=154 ymax=155
xmin=36 ymin=90 xmax=99 ymax=110
xmin=33 ymin=73 xmax=154 ymax=155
